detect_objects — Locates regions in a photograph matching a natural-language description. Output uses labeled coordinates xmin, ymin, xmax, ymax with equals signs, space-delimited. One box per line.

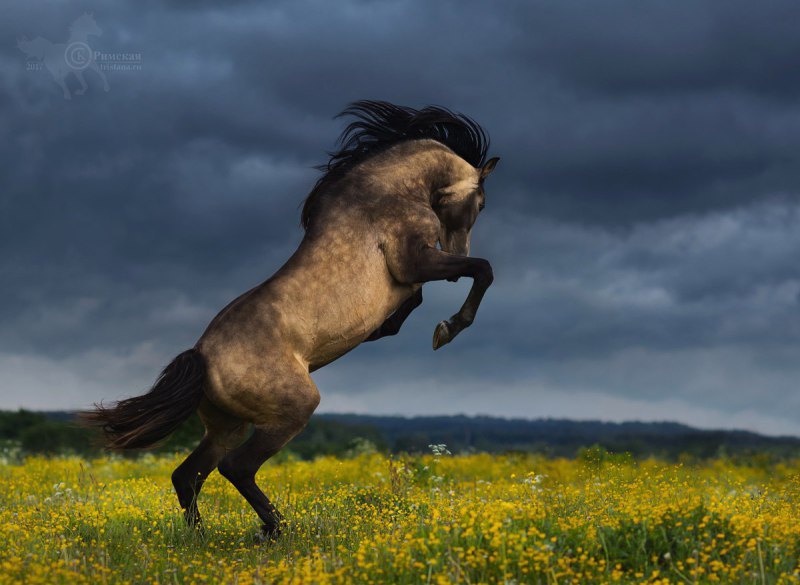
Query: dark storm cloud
xmin=2 ymin=0 xmax=800 ymax=434
xmin=522 ymin=2 xmax=800 ymax=99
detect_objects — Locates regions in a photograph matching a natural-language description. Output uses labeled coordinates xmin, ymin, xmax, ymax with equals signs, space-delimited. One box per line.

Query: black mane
xmin=301 ymin=100 xmax=490 ymax=230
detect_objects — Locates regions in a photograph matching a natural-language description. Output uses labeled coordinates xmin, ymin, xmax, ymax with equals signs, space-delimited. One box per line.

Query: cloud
xmin=0 ymin=343 xmax=166 ymax=411
xmin=1 ymin=0 xmax=800 ymax=435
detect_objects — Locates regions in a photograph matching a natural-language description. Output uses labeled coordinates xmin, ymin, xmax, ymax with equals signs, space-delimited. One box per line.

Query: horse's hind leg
xmin=217 ymin=370 xmax=320 ymax=539
xmin=171 ymin=435 xmax=226 ymax=528
xmin=171 ymin=405 xmax=248 ymax=529
xmin=217 ymin=425 xmax=297 ymax=538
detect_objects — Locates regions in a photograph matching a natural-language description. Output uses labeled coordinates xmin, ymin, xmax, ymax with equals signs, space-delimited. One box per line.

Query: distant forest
xmin=1 ymin=409 xmax=799 ymax=462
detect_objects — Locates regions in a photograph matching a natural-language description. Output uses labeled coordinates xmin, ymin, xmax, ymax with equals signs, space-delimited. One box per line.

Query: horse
xmin=17 ymin=12 xmax=110 ymax=100
xmin=81 ymin=100 xmax=500 ymax=539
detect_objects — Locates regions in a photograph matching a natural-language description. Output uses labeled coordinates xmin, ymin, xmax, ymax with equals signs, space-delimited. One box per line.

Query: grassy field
xmin=1 ymin=450 xmax=800 ymax=584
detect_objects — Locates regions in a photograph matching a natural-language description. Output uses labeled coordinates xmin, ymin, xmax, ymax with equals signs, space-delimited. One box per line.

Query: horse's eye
xmin=479 ymin=202 xmax=485 ymax=211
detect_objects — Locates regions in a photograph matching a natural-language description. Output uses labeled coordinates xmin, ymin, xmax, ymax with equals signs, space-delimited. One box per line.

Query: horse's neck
xmin=365 ymin=144 xmax=473 ymax=203
xmin=68 ymin=29 xmax=87 ymax=43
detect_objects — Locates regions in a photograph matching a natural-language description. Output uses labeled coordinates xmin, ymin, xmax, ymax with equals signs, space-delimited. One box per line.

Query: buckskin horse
xmin=82 ymin=100 xmax=500 ymax=539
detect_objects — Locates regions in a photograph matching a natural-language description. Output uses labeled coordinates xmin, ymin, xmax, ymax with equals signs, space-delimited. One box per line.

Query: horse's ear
xmin=480 ymin=157 xmax=500 ymax=181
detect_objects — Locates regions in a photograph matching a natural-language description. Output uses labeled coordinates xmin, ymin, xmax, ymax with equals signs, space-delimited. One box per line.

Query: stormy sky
xmin=3 ymin=1 xmax=800 ymax=435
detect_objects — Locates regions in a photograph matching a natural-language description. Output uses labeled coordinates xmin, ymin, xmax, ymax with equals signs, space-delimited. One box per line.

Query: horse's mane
xmin=301 ymin=100 xmax=490 ymax=230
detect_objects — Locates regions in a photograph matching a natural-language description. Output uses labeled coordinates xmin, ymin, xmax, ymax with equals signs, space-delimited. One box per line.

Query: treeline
xmin=1 ymin=409 xmax=799 ymax=462
xmin=0 ymin=410 xmax=386 ymax=459
xmin=323 ymin=414 xmax=800 ymax=461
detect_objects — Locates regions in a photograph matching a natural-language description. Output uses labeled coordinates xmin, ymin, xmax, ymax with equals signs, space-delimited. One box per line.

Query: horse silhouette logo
xmin=17 ymin=12 xmax=110 ymax=99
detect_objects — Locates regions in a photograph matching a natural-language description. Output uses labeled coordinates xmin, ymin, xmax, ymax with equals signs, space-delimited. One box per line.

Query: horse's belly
xmin=262 ymin=233 xmax=418 ymax=370
xmin=304 ymin=279 xmax=415 ymax=368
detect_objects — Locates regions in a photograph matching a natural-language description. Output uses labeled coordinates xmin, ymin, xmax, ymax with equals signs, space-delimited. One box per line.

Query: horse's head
xmin=432 ymin=156 xmax=499 ymax=259
xmin=70 ymin=12 xmax=103 ymax=38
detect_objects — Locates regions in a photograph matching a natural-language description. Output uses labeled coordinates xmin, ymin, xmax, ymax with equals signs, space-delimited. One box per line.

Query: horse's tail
xmin=80 ymin=349 xmax=206 ymax=450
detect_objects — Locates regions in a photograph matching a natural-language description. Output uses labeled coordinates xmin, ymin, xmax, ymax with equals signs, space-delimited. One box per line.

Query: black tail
xmin=80 ymin=349 xmax=206 ymax=450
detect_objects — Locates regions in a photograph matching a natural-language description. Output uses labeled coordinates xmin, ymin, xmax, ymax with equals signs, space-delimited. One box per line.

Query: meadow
xmin=1 ymin=449 xmax=800 ymax=584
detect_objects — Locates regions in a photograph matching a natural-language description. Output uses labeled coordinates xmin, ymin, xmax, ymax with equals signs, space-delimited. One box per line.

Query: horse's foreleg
xmin=433 ymin=265 xmax=494 ymax=349
xmin=54 ymin=75 xmax=71 ymax=99
xmin=396 ymin=246 xmax=493 ymax=349
xmin=364 ymin=289 xmax=423 ymax=341
xmin=89 ymin=61 xmax=110 ymax=91
xmin=73 ymin=70 xmax=88 ymax=95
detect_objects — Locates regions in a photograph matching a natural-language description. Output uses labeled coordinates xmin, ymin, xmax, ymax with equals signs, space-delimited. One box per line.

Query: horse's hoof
xmin=185 ymin=516 xmax=205 ymax=536
xmin=433 ymin=321 xmax=450 ymax=350
xmin=254 ymin=521 xmax=283 ymax=544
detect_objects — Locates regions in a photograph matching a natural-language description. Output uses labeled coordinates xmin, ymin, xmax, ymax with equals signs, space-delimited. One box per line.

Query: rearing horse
xmin=83 ymin=100 xmax=499 ymax=538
